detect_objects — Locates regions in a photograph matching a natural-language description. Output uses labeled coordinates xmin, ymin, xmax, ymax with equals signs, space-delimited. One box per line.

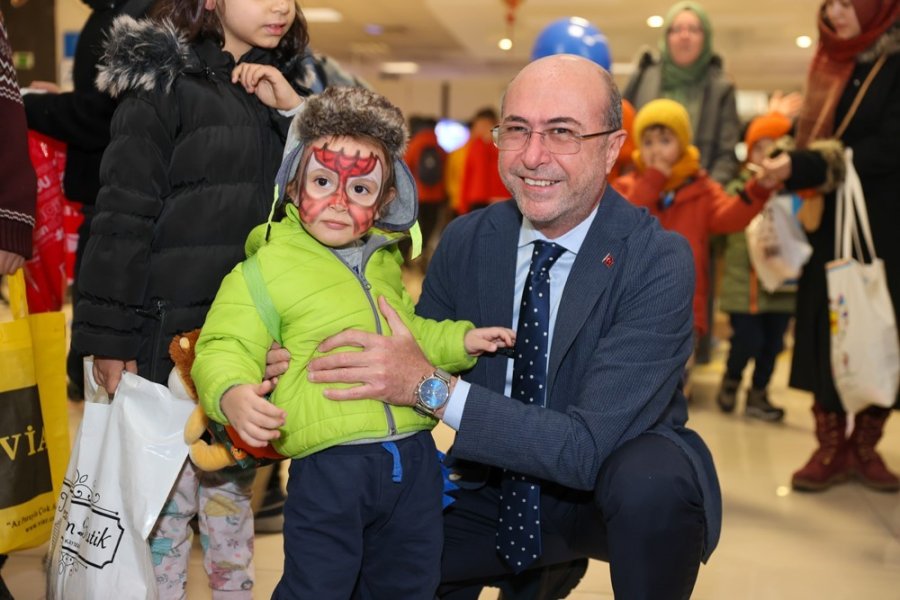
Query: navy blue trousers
xmin=272 ymin=431 xmax=443 ymax=600
xmin=439 ymin=434 xmax=706 ymax=600
xmin=725 ymin=312 xmax=792 ymax=389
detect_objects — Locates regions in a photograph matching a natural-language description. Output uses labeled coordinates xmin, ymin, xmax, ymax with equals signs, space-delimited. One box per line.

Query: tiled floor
xmin=4 ymin=294 xmax=900 ymax=599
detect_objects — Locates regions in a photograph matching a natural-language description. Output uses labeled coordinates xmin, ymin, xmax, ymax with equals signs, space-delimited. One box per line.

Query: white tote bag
xmin=826 ymin=148 xmax=900 ymax=414
xmin=746 ymin=193 xmax=813 ymax=292
xmin=46 ymin=363 xmax=195 ymax=600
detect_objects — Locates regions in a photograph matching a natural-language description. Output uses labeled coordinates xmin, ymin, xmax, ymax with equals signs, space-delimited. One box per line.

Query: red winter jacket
xmin=614 ymin=168 xmax=771 ymax=335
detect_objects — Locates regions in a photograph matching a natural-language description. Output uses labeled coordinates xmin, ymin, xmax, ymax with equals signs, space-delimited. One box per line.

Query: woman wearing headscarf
xmin=623 ymin=1 xmax=740 ymax=185
xmin=763 ymin=0 xmax=900 ymax=493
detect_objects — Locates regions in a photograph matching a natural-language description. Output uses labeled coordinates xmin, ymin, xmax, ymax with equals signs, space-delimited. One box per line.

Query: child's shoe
xmin=745 ymin=388 xmax=785 ymax=422
xmin=716 ymin=377 xmax=740 ymax=413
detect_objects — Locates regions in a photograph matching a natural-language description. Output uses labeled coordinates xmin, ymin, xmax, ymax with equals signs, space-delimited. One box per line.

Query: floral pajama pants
xmin=150 ymin=459 xmax=255 ymax=599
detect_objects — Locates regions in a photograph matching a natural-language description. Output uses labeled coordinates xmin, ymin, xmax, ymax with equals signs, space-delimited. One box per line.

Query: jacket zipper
xmin=332 ymin=238 xmax=400 ymax=436
xmin=137 ymin=299 xmax=169 ymax=381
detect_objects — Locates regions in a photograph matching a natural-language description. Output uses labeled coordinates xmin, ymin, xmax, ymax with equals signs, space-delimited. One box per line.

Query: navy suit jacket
xmin=416 ymin=186 xmax=722 ymax=560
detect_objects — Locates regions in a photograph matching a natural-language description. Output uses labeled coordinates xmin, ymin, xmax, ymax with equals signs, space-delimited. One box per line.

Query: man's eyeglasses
xmin=491 ymin=125 xmax=618 ymax=155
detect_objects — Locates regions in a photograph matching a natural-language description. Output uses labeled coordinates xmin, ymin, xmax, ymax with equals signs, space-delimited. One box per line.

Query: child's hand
xmin=644 ymin=151 xmax=673 ymax=178
xmin=464 ymin=327 xmax=516 ymax=356
xmin=755 ymin=153 xmax=792 ymax=189
xmin=232 ymin=63 xmax=302 ymax=112
xmin=220 ymin=381 xmax=286 ymax=448
xmin=768 ymin=90 xmax=804 ymax=120
xmin=93 ymin=357 xmax=138 ymax=395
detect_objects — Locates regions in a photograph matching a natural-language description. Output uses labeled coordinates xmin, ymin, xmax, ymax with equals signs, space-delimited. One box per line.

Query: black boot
xmin=716 ymin=377 xmax=740 ymax=413
xmin=745 ymin=388 xmax=785 ymax=422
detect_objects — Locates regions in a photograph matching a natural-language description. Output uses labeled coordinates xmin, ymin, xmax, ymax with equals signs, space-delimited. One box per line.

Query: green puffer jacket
xmin=192 ymin=203 xmax=476 ymax=458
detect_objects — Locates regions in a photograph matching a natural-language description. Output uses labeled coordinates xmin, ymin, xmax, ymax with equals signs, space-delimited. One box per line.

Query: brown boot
xmin=791 ymin=404 xmax=851 ymax=492
xmin=848 ymin=406 xmax=900 ymax=492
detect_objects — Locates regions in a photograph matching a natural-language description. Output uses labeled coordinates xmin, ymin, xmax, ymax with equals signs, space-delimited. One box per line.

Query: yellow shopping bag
xmin=0 ymin=268 xmax=70 ymax=553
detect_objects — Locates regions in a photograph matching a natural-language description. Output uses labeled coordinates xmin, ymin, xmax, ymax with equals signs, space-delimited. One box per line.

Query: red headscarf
xmin=795 ymin=0 xmax=900 ymax=147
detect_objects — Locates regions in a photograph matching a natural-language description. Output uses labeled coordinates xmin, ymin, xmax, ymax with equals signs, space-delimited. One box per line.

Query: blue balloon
xmin=530 ymin=17 xmax=611 ymax=70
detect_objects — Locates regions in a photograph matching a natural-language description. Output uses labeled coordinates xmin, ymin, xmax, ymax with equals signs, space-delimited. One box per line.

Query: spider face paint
xmin=295 ymin=137 xmax=386 ymax=247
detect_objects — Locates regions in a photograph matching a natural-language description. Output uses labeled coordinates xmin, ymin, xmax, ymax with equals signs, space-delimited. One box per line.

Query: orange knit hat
xmin=744 ymin=112 xmax=792 ymax=157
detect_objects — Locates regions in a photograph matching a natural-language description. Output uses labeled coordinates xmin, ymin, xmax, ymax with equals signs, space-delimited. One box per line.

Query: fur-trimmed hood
xmin=271 ymin=87 xmax=418 ymax=234
xmin=859 ymin=22 xmax=900 ymax=63
xmin=96 ymin=15 xmax=189 ymax=98
xmin=96 ymin=15 xmax=304 ymax=98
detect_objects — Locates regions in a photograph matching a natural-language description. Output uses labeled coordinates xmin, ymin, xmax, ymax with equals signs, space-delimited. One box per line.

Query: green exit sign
xmin=12 ymin=51 xmax=34 ymax=70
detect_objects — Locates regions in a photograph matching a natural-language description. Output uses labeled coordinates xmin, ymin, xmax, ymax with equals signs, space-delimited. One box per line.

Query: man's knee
xmin=595 ymin=434 xmax=704 ymax=523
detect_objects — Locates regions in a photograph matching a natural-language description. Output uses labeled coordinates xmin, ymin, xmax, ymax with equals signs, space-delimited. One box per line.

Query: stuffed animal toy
xmin=168 ymin=330 xmax=237 ymax=471
xmin=169 ymin=330 xmax=285 ymax=471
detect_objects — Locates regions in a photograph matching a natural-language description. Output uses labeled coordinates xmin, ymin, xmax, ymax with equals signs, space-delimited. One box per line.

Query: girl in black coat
xmin=73 ymin=0 xmax=308 ymax=390
xmin=763 ymin=0 xmax=900 ymax=493
xmin=70 ymin=1 xmax=309 ymax=594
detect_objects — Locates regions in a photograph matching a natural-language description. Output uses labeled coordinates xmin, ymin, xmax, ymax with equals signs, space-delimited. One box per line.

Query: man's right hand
xmin=93 ymin=357 xmax=138 ymax=396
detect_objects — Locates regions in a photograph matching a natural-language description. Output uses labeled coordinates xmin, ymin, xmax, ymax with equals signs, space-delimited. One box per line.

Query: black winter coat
xmin=72 ymin=17 xmax=304 ymax=383
xmin=785 ymin=25 xmax=900 ymax=411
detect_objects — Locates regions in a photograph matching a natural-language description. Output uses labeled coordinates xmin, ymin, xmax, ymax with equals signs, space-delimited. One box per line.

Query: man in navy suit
xmin=305 ymin=54 xmax=721 ymax=600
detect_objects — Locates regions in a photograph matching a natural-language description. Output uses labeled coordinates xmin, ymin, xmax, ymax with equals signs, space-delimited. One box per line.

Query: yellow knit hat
xmin=632 ymin=98 xmax=693 ymax=149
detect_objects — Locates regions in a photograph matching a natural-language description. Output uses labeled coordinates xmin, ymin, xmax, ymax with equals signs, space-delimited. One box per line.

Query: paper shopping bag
xmin=46 ymin=364 xmax=195 ymax=600
xmin=0 ymin=269 xmax=69 ymax=554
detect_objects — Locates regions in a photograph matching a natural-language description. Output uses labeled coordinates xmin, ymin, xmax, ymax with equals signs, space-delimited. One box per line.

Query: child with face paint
xmin=192 ymin=86 xmax=516 ymax=598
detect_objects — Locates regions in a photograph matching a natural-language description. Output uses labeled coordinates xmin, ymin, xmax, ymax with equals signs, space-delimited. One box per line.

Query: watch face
xmin=419 ymin=377 xmax=450 ymax=410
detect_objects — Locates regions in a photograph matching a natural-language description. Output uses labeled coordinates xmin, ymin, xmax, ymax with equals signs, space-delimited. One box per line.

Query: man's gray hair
xmin=599 ymin=68 xmax=623 ymax=131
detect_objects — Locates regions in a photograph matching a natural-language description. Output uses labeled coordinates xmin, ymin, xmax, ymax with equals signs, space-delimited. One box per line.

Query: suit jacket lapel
xmin=477 ymin=203 xmax=520 ymax=393
xmin=547 ymin=187 xmax=631 ymax=395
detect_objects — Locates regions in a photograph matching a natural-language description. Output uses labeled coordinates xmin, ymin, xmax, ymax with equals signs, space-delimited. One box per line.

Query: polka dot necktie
xmin=497 ymin=240 xmax=566 ymax=573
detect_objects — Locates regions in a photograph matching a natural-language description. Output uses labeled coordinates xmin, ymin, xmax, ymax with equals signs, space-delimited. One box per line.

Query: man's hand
xmin=307 ymin=296 xmax=432 ymax=406
xmin=93 ymin=357 xmax=138 ymax=396
xmin=231 ymin=63 xmax=302 ymax=111
xmin=220 ymin=381 xmax=285 ymax=448
xmin=0 ymin=251 xmax=25 ymax=275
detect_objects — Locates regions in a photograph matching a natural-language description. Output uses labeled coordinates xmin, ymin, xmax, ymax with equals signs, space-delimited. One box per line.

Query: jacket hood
xmin=271 ymin=99 xmax=418 ymax=234
xmin=96 ymin=16 xmax=189 ymax=97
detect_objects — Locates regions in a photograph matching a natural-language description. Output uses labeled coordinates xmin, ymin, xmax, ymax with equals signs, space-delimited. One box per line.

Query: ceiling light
xmin=380 ymin=62 xmax=420 ymax=75
xmin=304 ymin=8 xmax=343 ymax=23
xmin=647 ymin=15 xmax=664 ymax=28
xmin=498 ymin=38 xmax=513 ymax=51
xmin=795 ymin=35 xmax=813 ymax=49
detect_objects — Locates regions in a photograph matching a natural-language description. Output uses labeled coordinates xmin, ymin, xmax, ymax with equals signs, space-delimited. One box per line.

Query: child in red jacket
xmin=613 ymin=99 xmax=778 ymax=374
